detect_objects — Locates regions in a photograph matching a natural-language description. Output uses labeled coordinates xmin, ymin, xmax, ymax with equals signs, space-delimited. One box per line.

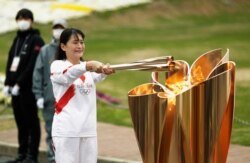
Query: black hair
xmin=55 ymin=28 xmax=85 ymax=60
xmin=15 ymin=8 xmax=34 ymax=21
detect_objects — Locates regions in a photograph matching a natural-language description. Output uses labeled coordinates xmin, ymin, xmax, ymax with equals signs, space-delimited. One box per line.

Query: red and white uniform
xmin=50 ymin=60 xmax=106 ymax=163
xmin=50 ymin=60 xmax=105 ymax=137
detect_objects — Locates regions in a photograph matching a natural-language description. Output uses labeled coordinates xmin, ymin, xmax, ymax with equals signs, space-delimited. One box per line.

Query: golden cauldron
xmin=127 ymin=49 xmax=235 ymax=163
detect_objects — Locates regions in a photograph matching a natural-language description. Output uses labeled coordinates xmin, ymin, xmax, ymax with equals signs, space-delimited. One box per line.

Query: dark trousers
xmin=11 ymin=90 xmax=41 ymax=159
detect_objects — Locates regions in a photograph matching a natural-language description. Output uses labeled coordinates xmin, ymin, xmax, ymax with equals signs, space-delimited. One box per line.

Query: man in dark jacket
xmin=3 ymin=8 xmax=44 ymax=163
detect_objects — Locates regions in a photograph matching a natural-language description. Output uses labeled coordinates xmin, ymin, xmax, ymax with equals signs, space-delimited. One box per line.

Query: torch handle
xmin=110 ymin=56 xmax=176 ymax=72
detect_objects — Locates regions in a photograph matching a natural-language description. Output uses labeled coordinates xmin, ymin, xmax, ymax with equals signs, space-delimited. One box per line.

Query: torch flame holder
xmin=127 ymin=49 xmax=235 ymax=163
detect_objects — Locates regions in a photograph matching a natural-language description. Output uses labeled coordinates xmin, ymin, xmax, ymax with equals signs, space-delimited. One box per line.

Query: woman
xmin=50 ymin=28 xmax=114 ymax=163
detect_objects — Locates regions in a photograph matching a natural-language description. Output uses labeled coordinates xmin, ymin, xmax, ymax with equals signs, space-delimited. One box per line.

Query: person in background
xmin=32 ymin=18 xmax=67 ymax=163
xmin=50 ymin=28 xmax=114 ymax=163
xmin=3 ymin=8 xmax=44 ymax=163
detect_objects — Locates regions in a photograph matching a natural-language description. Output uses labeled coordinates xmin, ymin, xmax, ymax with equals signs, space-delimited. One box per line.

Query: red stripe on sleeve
xmin=62 ymin=66 xmax=73 ymax=74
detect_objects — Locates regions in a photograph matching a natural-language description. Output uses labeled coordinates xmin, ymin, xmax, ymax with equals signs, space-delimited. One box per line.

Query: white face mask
xmin=17 ymin=20 xmax=31 ymax=31
xmin=53 ymin=29 xmax=64 ymax=40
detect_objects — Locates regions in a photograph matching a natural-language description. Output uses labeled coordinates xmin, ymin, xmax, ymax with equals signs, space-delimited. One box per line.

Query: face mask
xmin=53 ymin=29 xmax=64 ymax=40
xmin=17 ymin=20 xmax=31 ymax=31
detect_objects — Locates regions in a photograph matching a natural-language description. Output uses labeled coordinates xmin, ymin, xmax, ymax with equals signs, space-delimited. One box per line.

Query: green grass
xmin=97 ymin=101 xmax=132 ymax=127
xmin=81 ymin=11 xmax=250 ymax=67
xmin=231 ymin=82 xmax=250 ymax=145
xmin=0 ymin=1 xmax=250 ymax=145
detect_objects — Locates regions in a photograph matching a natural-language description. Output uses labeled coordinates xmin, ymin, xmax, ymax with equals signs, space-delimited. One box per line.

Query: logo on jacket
xmin=76 ymin=82 xmax=93 ymax=95
xmin=20 ymin=44 xmax=28 ymax=55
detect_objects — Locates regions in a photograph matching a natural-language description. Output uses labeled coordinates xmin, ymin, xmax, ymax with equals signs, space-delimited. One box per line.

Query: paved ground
xmin=0 ymin=122 xmax=250 ymax=163
xmin=0 ymin=155 xmax=12 ymax=163
xmin=0 ymin=122 xmax=141 ymax=163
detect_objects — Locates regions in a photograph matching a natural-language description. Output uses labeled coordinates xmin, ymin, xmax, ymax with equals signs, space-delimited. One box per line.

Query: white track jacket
xmin=50 ymin=60 xmax=106 ymax=137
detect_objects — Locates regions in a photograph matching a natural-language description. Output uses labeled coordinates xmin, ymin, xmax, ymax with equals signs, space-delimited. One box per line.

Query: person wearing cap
xmin=3 ymin=8 xmax=44 ymax=163
xmin=32 ymin=18 xmax=67 ymax=163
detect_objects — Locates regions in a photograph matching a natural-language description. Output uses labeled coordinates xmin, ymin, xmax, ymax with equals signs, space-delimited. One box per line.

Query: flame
xmin=190 ymin=65 xmax=205 ymax=84
xmin=167 ymin=81 xmax=190 ymax=95
xmin=168 ymin=97 xmax=176 ymax=111
xmin=130 ymin=84 xmax=157 ymax=95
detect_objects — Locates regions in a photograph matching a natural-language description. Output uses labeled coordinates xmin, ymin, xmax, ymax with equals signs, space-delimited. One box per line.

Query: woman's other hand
xmin=102 ymin=64 xmax=115 ymax=75
xmin=86 ymin=61 xmax=103 ymax=72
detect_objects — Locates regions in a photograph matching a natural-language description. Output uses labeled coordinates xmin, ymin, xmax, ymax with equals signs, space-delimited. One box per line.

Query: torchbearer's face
xmin=61 ymin=34 xmax=85 ymax=61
